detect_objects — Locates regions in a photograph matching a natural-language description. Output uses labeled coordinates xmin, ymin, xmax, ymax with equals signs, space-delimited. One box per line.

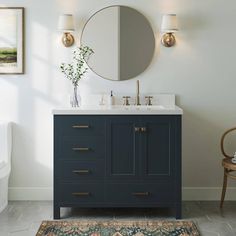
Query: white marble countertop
xmin=52 ymin=105 xmax=183 ymax=115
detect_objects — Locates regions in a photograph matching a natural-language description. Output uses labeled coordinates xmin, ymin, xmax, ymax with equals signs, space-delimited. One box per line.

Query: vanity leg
xmin=175 ymin=205 xmax=182 ymax=219
xmin=54 ymin=205 xmax=60 ymax=219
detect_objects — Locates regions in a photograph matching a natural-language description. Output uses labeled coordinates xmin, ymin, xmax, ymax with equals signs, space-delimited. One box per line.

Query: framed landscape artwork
xmin=0 ymin=7 xmax=24 ymax=74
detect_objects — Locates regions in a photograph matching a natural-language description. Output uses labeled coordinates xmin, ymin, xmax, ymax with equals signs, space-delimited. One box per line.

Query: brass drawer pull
xmin=73 ymin=170 xmax=90 ymax=174
xmin=72 ymin=125 xmax=89 ymax=129
xmin=72 ymin=192 xmax=90 ymax=196
xmin=132 ymin=192 xmax=149 ymax=196
xmin=72 ymin=147 xmax=90 ymax=151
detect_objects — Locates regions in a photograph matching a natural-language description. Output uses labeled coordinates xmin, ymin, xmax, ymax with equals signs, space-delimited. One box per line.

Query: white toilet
xmin=0 ymin=121 xmax=12 ymax=213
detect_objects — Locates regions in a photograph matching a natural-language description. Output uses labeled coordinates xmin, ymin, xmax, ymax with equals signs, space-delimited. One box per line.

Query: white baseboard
xmin=183 ymin=187 xmax=236 ymax=201
xmin=8 ymin=187 xmax=52 ymax=201
xmin=8 ymin=187 xmax=236 ymax=201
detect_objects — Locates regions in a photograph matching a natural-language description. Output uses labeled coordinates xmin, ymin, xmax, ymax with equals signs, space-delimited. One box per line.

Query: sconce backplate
xmin=62 ymin=32 xmax=74 ymax=47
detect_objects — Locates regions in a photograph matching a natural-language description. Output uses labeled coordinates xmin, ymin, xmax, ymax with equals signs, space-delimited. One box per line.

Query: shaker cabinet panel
xmin=106 ymin=183 xmax=174 ymax=205
xmin=106 ymin=117 xmax=139 ymax=179
xmin=55 ymin=115 xmax=106 ymax=137
xmin=59 ymin=136 xmax=105 ymax=160
xmin=59 ymin=160 xmax=105 ymax=181
xmin=58 ymin=183 xmax=104 ymax=204
xmin=141 ymin=116 xmax=176 ymax=181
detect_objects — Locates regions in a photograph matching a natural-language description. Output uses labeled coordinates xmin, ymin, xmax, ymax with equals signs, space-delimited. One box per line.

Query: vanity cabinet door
xmin=106 ymin=116 xmax=140 ymax=181
xmin=140 ymin=116 xmax=175 ymax=179
xmin=140 ymin=116 xmax=180 ymax=182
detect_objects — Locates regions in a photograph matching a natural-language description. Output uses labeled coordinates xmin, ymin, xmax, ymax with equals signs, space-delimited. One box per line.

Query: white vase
xmin=70 ymin=86 xmax=81 ymax=107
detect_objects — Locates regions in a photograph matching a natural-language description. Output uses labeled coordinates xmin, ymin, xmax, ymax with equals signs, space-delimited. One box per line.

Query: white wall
xmin=1 ymin=0 xmax=236 ymax=200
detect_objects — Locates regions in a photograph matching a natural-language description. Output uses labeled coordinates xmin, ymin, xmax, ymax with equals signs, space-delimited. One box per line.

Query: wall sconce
xmin=58 ymin=14 xmax=75 ymax=47
xmin=161 ymin=14 xmax=178 ymax=47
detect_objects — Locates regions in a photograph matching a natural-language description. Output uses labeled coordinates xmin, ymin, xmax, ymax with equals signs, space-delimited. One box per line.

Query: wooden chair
xmin=220 ymin=127 xmax=236 ymax=208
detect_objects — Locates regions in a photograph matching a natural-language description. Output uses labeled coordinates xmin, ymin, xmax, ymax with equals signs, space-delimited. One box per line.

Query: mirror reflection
xmin=81 ymin=6 xmax=155 ymax=81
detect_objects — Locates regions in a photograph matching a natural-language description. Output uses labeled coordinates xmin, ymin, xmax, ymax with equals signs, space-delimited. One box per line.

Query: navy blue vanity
xmin=53 ymin=106 xmax=182 ymax=219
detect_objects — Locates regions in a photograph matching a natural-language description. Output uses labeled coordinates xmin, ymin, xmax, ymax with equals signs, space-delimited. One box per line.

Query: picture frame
xmin=0 ymin=7 xmax=24 ymax=74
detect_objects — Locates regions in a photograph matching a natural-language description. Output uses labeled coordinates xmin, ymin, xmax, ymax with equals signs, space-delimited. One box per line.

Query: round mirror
xmin=81 ymin=6 xmax=155 ymax=81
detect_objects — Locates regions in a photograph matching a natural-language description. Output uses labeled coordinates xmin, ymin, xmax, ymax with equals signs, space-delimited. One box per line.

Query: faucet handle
xmin=123 ymin=96 xmax=131 ymax=106
xmin=145 ymin=96 xmax=153 ymax=106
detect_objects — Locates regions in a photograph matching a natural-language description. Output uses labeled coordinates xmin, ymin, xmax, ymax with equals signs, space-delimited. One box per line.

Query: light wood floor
xmin=0 ymin=201 xmax=236 ymax=235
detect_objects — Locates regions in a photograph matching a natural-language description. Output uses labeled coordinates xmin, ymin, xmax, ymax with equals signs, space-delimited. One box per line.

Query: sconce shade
xmin=161 ymin=14 xmax=178 ymax=32
xmin=58 ymin=14 xmax=75 ymax=32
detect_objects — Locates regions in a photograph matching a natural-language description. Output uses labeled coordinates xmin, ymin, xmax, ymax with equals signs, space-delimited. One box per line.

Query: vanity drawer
xmin=59 ymin=136 xmax=105 ymax=159
xmin=55 ymin=115 xmax=105 ymax=137
xmin=59 ymin=160 xmax=105 ymax=181
xmin=58 ymin=183 xmax=104 ymax=203
xmin=106 ymin=183 xmax=174 ymax=204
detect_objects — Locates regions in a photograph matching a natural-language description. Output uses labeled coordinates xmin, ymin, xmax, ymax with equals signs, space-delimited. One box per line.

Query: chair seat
xmin=222 ymin=158 xmax=236 ymax=171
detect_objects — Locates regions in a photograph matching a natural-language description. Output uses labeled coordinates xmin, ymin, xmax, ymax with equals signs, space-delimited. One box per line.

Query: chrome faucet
xmin=135 ymin=80 xmax=141 ymax=106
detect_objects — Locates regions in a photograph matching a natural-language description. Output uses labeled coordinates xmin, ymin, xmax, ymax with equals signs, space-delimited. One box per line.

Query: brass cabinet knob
xmin=134 ymin=127 xmax=147 ymax=132
xmin=140 ymin=127 xmax=147 ymax=132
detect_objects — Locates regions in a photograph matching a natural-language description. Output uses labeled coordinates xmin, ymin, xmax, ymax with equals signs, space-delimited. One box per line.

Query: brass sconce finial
xmin=58 ymin=14 xmax=75 ymax=47
xmin=161 ymin=14 xmax=178 ymax=47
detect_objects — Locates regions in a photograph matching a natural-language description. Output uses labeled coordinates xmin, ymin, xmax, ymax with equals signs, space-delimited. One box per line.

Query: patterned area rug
xmin=36 ymin=220 xmax=200 ymax=236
